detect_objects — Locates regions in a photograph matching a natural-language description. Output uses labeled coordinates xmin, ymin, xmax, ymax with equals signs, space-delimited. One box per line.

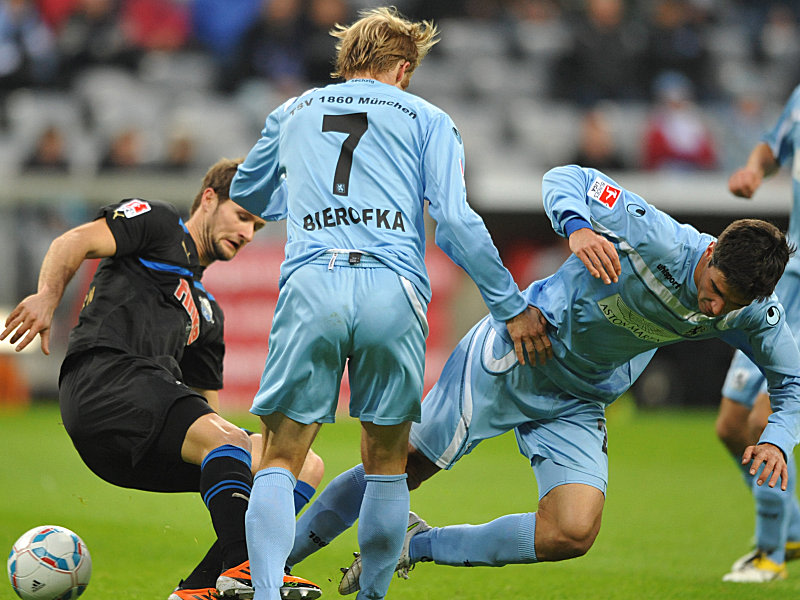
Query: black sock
xmin=199 ymin=445 xmax=253 ymax=569
xmin=179 ymin=541 xmax=222 ymax=589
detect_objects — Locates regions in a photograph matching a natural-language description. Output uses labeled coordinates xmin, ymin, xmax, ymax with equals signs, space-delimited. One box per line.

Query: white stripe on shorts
xmin=399 ymin=275 xmax=429 ymax=339
xmin=435 ymin=318 xmax=488 ymax=467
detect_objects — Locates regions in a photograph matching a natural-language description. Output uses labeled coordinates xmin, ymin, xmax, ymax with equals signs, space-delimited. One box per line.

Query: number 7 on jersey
xmin=322 ymin=112 xmax=368 ymax=196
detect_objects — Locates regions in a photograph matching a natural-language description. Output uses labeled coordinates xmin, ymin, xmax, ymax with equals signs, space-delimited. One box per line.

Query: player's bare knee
xmin=218 ymin=424 xmax=251 ymax=451
xmin=549 ymin=523 xmax=598 ymax=560
xmin=714 ymin=412 xmax=736 ymax=445
xmin=299 ymin=449 xmax=325 ymax=488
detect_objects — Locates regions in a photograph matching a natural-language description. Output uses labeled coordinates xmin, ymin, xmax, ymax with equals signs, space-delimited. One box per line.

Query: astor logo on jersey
xmin=303 ymin=206 xmax=406 ymax=232
xmin=656 ymin=263 xmax=681 ymax=289
xmin=587 ymin=177 xmax=621 ymax=209
xmin=174 ymin=279 xmax=200 ymax=344
xmin=113 ymin=199 xmax=151 ymax=219
xmin=597 ymin=294 xmax=681 ymax=343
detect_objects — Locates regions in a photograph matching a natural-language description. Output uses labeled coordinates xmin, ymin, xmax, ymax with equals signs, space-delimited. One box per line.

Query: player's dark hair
xmin=711 ymin=219 xmax=794 ymax=302
xmin=190 ymin=157 xmax=244 ymax=215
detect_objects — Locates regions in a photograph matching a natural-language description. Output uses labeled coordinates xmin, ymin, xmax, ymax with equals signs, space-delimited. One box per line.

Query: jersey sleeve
xmin=542 ymin=165 xmax=634 ymax=236
xmin=230 ymin=106 xmax=288 ymax=221
xmin=423 ymin=113 xmax=526 ymax=322
xmin=723 ymin=303 xmax=800 ymax=458
xmin=99 ymin=199 xmax=180 ymax=258
xmin=541 ymin=164 xmax=685 ymax=249
xmin=762 ymin=84 xmax=800 ymax=166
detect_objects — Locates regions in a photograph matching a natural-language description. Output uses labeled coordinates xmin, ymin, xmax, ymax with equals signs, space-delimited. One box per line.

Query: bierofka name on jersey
xmin=303 ymin=206 xmax=406 ymax=231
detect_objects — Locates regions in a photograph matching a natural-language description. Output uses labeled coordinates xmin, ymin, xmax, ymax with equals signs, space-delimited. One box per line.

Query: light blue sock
xmin=356 ymin=474 xmax=409 ymax=600
xmin=288 ymin=464 xmax=367 ymax=567
xmin=784 ymin=454 xmax=800 ymax=543
xmin=735 ymin=453 xmax=756 ymax=489
xmin=245 ymin=468 xmax=297 ymax=600
xmin=421 ymin=513 xmax=537 ymax=566
xmin=732 ymin=449 xmax=800 ymax=555
xmin=753 ymin=458 xmax=793 ymax=564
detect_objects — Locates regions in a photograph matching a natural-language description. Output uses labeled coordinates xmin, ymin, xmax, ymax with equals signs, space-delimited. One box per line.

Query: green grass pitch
xmin=2 ymin=399 xmax=800 ymax=599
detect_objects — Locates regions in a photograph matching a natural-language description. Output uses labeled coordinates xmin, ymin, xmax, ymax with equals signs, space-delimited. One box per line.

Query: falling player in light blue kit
xmin=285 ymin=164 xmax=800 ymax=594
xmin=717 ymin=83 xmax=800 ymax=582
xmin=228 ymin=7 xmax=546 ymax=600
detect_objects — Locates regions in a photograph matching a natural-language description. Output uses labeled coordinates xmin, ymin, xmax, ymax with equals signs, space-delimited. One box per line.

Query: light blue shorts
xmin=251 ymin=251 xmax=427 ymax=425
xmin=721 ymin=350 xmax=766 ymax=408
xmin=410 ymin=316 xmax=608 ymax=499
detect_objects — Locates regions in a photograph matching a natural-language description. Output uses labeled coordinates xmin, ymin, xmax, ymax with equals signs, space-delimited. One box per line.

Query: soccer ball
xmin=7 ymin=526 xmax=92 ymax=600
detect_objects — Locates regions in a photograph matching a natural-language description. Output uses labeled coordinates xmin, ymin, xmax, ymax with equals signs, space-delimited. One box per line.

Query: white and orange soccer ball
xmin=7 ymin=526 xmax=91 ymax=600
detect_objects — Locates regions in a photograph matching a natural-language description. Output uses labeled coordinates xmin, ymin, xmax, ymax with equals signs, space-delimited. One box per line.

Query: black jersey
xmin=65 ymin=199 xmax=224 ymax=390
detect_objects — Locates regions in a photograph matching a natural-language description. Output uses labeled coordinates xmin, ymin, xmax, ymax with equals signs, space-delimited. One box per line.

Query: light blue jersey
xmin=764 ymin=84 xmax=800 ymax=254
xmin=415 ymin=165 xmax=800 ymax=479
xmin=230 ymin=78 xmax=525 ymax=322
xmin=535 ymin=165 xmax=800 ymax=456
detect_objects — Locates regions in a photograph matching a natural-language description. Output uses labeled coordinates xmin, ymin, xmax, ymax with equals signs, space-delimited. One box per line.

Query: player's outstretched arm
xmin=506 ymin=305 xmax=552 ymax=366
xmin=728 ymin=142 xmax=778 ymax=199
xmin=0 ymin=219 xmax=116 ymax=354
xmin=568 ymin=227 xmax=620 ymax=285
xmin=742 ymin=442 xmax=788 ymax=491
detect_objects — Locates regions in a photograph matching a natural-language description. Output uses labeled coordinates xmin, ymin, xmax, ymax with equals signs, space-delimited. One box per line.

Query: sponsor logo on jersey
xmin=597 ymin=294 xmax=681 ymax=343
xmin=174 ymin=279 xmax=200 ymax=345
xmin=587 ymin=177 xmax=621 ymax=209
xmin=656 ymin=263 xmax=681 ymax=289
xmin=766 ymin=305 xmax=781 ymax=326
xmin=113 ymin=199 xmax=151 ymax=219
xmin=199 ymin=296 xmax=214 ymax=323
xmin=303 ymin=206 xmax=406 ymax=232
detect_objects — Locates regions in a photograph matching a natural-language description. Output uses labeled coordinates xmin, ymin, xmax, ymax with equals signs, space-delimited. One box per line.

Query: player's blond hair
xmin=330 ymin=6 xmax=438 ymax=81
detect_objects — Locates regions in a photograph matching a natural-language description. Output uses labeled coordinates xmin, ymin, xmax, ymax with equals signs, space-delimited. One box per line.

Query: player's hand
xmin=0 ymin=293 xmax=57 ymax=355
xmin=728 ymin=167 xmax=762 ymax=199
xmin=505 ymin=305 xmax=552 ymax=366
xmin=742 ymin=443 xmax=788 ymax=491
xmin=568 ymin=228 xmax=620 ymax=284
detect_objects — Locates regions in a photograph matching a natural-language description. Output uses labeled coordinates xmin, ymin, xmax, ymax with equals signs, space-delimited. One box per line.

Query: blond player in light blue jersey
xmin=717 ymin=83 xmax=800 ymax=582
xmin=284 ymin=165 xmax=800 ymax=595
xmin=229 ymin=8 xmax=546 ymax=600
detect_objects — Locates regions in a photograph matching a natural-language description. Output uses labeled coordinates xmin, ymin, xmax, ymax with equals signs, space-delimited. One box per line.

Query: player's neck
xmin=184 ymin=215 xmax=213 ymax=267
xmin=350 ymin=62 xmax=406 ymax=88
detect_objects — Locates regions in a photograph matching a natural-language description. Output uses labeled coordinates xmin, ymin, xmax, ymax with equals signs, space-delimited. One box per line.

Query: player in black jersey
xmin=1 ymin=158 xmax=323 ymax=600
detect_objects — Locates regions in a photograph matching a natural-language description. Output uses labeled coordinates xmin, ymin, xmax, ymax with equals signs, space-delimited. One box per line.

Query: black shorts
xmin=59 ymin=349 xmax=215 ymax=492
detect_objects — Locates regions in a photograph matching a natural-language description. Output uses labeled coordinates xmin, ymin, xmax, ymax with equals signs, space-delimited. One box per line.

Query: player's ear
xmin=201 ymin=188 xmax=219 ymax=212
xmin=396 ymin=60 xmax=410 ymax=85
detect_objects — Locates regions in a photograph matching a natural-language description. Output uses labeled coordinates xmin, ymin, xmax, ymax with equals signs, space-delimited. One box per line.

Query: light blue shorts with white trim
xmin=410 ymin=315 xmax=608 ymax=499
xmin=721 ymin=350 xmax=766 ymax=409
xmin=251 ymin=251 xmax=427 ymax=425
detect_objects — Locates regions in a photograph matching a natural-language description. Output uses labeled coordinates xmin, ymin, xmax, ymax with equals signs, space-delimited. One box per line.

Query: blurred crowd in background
xmin=3 ymin=0 xmax=800 ymax=405
xmin=2 ymin=0 xmax=800 ymax=176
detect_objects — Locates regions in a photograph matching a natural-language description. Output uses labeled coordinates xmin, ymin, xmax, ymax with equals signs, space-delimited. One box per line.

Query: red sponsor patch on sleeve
xmin=587 ymin=177 xmax=621 ymax=210
xmin=118 ymin=199 xmax=152 ymax=218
